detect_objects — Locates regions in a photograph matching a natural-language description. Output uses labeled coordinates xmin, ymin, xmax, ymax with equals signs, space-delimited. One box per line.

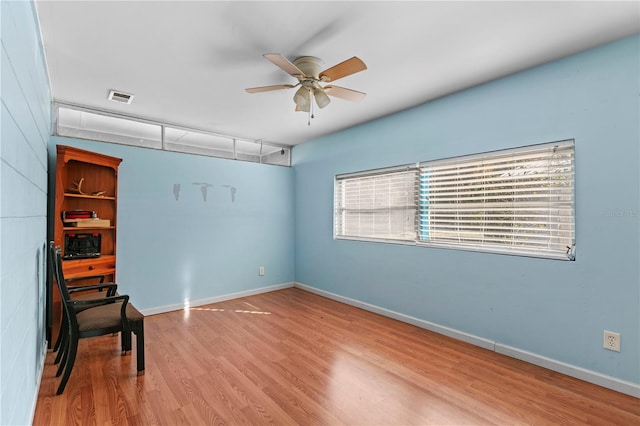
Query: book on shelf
xmin=63 ymin=218 xmax=110 ymax=228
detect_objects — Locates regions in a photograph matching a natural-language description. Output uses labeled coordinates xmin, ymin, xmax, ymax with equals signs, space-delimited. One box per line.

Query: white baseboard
xmin=140 ymin=282 xmax=294 ymax=316
xmin=294 ymin=282 xmax=640 ymax=398
xmin=495 ymin=344 xmax=640 ymax=398
xmin=30 ymin=339 xmax=48 ymax=424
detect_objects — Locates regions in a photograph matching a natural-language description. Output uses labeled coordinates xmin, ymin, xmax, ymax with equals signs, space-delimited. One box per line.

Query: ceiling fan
xmin=246 ymin=54 xmax=367 ymax=123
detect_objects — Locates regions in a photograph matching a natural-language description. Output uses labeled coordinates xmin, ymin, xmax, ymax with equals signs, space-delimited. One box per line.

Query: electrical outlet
xmin=603 ymin=330 xmax=620 ymax=352
xmin=259 ymin=266 xmax=264 ymax=276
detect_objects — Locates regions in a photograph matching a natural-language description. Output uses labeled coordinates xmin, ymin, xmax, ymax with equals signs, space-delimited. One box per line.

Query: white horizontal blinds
xmin=335 ymin=168 xmax=419 ymax=241
xmin=419 ymin=140 xmax=575 ymax=259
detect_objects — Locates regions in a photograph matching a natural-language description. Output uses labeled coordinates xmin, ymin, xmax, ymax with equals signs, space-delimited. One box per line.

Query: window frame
xmin=334 ymin=140 xmax=576 ymax=261
xmin=334 ymin=164 xmax=420 ymax=244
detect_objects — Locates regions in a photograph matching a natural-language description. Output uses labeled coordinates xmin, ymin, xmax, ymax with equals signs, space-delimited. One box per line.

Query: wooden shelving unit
xmin=50 ymin=145 xmax=122 ymax=345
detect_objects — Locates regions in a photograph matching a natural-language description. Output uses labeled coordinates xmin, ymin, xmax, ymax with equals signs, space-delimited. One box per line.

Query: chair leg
xmin=52 ymin=313 xmax=65 ymax=353
xmin=134 ymin=319 xmax=145 ymax=375
xmin=54 ymin=324 xmax=68 ymax=365
xmin=55 ymin=328 xmax=70 ymax=377
xmin=56 ymin=334 xmax=78 ymax=395
xmin=121 ymin=329 xmax=131 ymax=355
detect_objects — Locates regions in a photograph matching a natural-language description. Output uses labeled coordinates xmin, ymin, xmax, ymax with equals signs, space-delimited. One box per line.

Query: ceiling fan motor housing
xmin=292 ymin=56 xmax=324 ymax=79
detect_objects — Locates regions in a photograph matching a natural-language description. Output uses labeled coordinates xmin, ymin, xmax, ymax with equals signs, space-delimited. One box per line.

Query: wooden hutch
xmin=50 ymin=145 xmax=122 ymax=345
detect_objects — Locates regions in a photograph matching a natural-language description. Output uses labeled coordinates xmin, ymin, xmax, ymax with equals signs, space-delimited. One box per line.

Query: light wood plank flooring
xmin=34 ymin=287 xmax=639 ymax=425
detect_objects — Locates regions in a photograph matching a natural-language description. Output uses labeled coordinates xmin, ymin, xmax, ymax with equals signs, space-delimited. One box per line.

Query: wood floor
xmin=34 ymin=287 xmax=639 ymax=425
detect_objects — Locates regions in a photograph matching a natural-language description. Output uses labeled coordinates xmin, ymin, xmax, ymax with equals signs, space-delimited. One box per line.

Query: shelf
xmin=62 ymin=254 xmax=115 ymax=262
xmin=63 ymin=226 xmax=116 ymax=231
xmin=64 ymin=193 xmax=116 ymax=200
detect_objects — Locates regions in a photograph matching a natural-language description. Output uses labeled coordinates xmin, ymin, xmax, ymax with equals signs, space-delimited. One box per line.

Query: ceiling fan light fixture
xmin=297 ymin=102 xmax=310 ymax=113
xmin=293 ymin=86 xmax=310 ymax=107
xmin=314 ymin=88 xmax=331 ymax=108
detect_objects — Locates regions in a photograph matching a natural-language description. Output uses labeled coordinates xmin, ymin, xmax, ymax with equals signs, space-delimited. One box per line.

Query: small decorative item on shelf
xmin=69 ymin=177 xmax=107 ymax=196
xmin=63 ymin=233 xmax=101 ymax=259
xmin=62 ymin=210 xmax=96 ymax=221
xmin=61 ymin=210 xmax=110 ymax=228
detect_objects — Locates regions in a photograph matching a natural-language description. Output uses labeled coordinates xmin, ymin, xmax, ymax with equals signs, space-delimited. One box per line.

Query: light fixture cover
xmin=314 ymin=88 xmax=331 ymax=108
xmin=297 ymin=102 xmax=310 ymax=113
xmin=293 ymin=87 xmax=310 ymax=107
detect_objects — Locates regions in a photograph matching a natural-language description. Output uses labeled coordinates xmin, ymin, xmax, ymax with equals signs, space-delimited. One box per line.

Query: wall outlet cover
xmin=603 ymin=330 xmax=620 ymax=352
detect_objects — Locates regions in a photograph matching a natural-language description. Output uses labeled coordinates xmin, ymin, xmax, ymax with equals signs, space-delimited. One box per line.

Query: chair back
xmin=49 ymin=242 xmax=78 ymax=325
xmin=50 ymin=242 xmax=131 ymax=334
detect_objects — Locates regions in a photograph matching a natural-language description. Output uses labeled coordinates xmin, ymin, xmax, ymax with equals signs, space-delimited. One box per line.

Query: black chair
xmin=49 ymin=241 xmax=119 ymax=365
xmin=49 ymin=241 xmax=117 ymax=362
xmin=50 ymin=244 xmax=144 ymax=395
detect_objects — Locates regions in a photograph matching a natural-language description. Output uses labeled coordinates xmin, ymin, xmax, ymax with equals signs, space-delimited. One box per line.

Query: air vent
xmin=108 ymin=90 xmax=134 ymax=104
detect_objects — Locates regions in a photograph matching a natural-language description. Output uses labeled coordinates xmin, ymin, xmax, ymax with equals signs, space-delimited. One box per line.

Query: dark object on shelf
xmin=62 ymin=210 xmax=97 ymax=221
xmin=63 ymin=233 xmax=101 ymax=259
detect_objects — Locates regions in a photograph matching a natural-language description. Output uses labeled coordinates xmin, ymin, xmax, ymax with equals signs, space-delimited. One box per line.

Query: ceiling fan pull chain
xmin=308 ymin=88 xmax=313 ymax=126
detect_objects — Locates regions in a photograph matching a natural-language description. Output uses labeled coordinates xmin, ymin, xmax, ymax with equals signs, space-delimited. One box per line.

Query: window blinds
xmin=333 ymin=140 xmax=575 ymax=260
xmin=419 ymin=140 xmax=575 ymax=259
xmin=335 ymin=168 xmax=419 ymax=241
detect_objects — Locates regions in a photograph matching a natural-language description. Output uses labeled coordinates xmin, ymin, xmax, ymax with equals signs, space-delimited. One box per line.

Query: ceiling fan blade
xmin=324 ymin=85 xmax=366 ymax=102
xmin=319 ymin=56 xmax=367 ymax=82
xmin=245 ymin=84 xmax=295 ymax=94
xmin=264 ymin=53 xmax=306 ymax=77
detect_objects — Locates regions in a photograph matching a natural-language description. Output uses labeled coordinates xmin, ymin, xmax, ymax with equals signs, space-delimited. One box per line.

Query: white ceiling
xmin=36 ymin=1 xmax=639 ymax=146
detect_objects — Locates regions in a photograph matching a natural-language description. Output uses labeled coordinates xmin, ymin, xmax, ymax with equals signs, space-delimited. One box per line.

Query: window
xmin=57 ymin=107 xmax=162 ymax=149
xmin=54 ymin=104 xmax=291 ymax=166
xmin=335 ymin=167 xmax=419 ymax=242
xmin=335 ymin=140 xmax=575 ymax=260
xmin=419 ymin=140 xmax=575 ymax=259
xmin=164 ymin=127 xmax=235 ymax=159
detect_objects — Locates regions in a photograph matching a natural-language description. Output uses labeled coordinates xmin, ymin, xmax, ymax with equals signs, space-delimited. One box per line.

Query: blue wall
xmin=0 ymin=1 xmax=51 ymax=424
xmin=49 ymin=137 xmax=295 ymax=312
xmin=293 ymin=35 xmax=639 ymax=386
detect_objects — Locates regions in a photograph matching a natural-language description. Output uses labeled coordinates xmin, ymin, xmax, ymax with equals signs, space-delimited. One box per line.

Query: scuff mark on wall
xmin=173 ymin=184 xmax=181 ymax=200
xmin=193 ymin=182 xmax=214 ymax=201
xmin=223 ymin=185 xmax=237 ymax=202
